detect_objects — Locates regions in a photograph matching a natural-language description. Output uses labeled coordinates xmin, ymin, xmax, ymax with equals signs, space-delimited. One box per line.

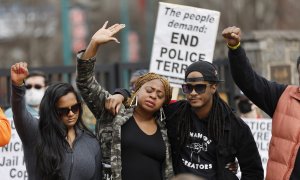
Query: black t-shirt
xmin=121 ymin=117 xmax=166 ymax=180
xmin=176 ymin=111 xmax=217 ymax=180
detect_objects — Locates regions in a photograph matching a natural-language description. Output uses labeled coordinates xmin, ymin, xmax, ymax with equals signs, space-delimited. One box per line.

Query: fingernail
xmin=121 ymin=24 xmax=126 ymax=28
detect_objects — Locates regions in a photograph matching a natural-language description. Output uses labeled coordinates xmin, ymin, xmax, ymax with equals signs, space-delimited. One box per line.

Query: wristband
xmin=227 ymin=42 xmax=241 ymax=50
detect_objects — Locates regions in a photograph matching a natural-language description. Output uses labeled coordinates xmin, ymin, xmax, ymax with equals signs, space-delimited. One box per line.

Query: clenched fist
xmin=11 ymin=62 xmax=29 ymax=86
xmin=222 ymin=26 xmax=241 ymax=47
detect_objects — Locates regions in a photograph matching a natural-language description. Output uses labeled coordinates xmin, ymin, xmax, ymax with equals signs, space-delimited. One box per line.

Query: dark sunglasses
xmin=182 ymin=84 xmax=207 ymax=94
xmin=56 ymin=103 xmax=81 ymax=117
xmin=25 ymin=84 xmax=44 ymax=90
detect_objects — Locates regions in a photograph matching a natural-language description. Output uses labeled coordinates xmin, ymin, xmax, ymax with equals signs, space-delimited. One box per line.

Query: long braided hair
xmin=176 ymin=86 xmax=240 ymax=147
xmin=127 ymin=72 xmax=172 ymax=106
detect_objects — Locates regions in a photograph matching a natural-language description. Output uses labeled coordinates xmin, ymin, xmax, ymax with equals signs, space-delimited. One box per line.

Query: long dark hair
xmin=176 ymin=90 xmax=240 ymax=147
xmin=36 ymin=83 xmax=91 ymax=180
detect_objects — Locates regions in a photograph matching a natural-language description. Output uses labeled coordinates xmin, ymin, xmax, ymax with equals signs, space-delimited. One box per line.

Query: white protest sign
xmin=0 ymin=119 xmax=28 ymax=180
xmin=241 ymin=118 xmax=272 ymax=178
xmin=149 ymin=2 xmax=220 ymax=87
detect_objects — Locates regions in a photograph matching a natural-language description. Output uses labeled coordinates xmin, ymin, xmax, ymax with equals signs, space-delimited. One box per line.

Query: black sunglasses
xmin=25 ymin=84 xmax=44 ymax=90
xmin=182 ymin=84 xmax=207 ymax=94
xmin=56 ymin=103 xmax=81 ymax=117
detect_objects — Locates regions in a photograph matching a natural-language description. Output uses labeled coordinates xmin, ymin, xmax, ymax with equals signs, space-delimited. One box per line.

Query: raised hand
xmin=91 ymin=21 xmax=125 ymax=45
xmin=81 ymin=21 xmax=125 ymax=60
xmin=222 ymin=26 xmax=241 ymax=47
xmin=11 ymin=62 xmax=29 ymax=86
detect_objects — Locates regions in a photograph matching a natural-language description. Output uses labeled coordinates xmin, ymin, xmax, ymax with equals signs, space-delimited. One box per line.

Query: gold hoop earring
xmin=130 ymin=95 xmax=138 ymax=107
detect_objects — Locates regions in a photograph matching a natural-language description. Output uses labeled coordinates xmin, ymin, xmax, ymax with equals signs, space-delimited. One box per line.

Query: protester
xmin=108 ymin=61 xmax=263 ymax=179
xmin=5 ymin=70 xmax=47 ymax=118
xmin=235 ymin=94 xmax=262 ymax=119
xmin=10 ymin=62 xmax=101 ymax=180
xmin=0 ymin=107 xmax=11 ymax=146
xmin=76 ymin=21 xmax=173 ymax=180
xmin=222 ymin=26 xmax=300 ymax=180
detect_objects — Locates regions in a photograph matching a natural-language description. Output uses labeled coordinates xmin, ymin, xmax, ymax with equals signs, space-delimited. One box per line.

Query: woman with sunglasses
xmin=10 ymin=62 xmax=102 ymax=180
xmin=76 ymin=22 xmax=173 ymax=180
xmin=109 ymin=61 xmax=264 ymax=179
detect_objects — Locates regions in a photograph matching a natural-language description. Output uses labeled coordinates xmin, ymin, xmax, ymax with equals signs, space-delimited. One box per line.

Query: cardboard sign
xmin=241 ymin=118 xmax=272 ymax=178
xmin=149 ymin=2 xmax=220 ymax=87
xmin=0 ymin=119 xmax=28 ymax=180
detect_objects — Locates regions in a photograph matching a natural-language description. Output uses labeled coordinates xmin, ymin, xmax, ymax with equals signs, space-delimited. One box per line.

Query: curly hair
xmin=128 ymin=72 xmax=172 ymax=105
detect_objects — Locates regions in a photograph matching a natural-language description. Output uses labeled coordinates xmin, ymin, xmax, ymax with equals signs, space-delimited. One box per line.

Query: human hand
xmin=222 ymin=26 xmax=241 ymax=47
xmin=80 ymin=21 xmax=125 ymax=60
xmin=10 ymin=62 xmax=29 ymax=86
xmin=105 ymin=94 xmax=125 ymax=116
xmin=91 ymin=21 xmax=125 ymax=46
xmin=225 ymin=160 xmax=239 ymax=174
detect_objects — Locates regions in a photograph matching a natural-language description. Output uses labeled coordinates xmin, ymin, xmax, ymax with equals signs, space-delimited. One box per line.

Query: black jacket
xmin=165 ymin=100 xmax=264 ymax=180
xmin=228 ymin=46 xmax=300 ymax=180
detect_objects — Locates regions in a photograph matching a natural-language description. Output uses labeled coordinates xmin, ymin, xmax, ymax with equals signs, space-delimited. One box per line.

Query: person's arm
xmin=76 ymin=53 xmax=112 ymax=119
xmin=105 ymin=89 xmax=130 ymax=116
xmin=222 ymin=26 xmax=286 ymax=117
xmin=76 ymin=21 xmax=125 ymax=119
xmin=10 ymin=62 xmax=39 ymax=145
xmin=235 ymin=120 xmax=264 ymax=180
xmin=0 ymin=107 xmax=11 ymax=146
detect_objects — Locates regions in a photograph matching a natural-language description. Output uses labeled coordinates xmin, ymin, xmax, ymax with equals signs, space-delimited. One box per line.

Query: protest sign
xmin=242 ymin=118 xmax=272 ymax=178
xmin=0 ymin=119 xmax=28 ymax=180
xmin=149 ymin=2 xmax=220 ymax=87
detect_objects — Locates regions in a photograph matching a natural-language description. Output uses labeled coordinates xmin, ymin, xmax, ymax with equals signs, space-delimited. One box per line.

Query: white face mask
xmin=25 ymin=88 xmax=45 ymax=106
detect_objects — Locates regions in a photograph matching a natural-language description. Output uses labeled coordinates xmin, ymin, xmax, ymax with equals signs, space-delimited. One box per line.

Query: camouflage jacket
xmin=76 ymin=54 xmax=174 ymax=180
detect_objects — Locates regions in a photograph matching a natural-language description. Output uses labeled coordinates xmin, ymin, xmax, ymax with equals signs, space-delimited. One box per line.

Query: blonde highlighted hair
xmin=128 ymin=72 xmax=172 ymax=106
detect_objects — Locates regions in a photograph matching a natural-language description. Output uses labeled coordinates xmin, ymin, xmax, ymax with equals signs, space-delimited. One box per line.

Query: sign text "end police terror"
xmin=149 ymin=2 xmax=220 ymax=87
xmin=156 ymin=32 xmax=206 ymax=74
